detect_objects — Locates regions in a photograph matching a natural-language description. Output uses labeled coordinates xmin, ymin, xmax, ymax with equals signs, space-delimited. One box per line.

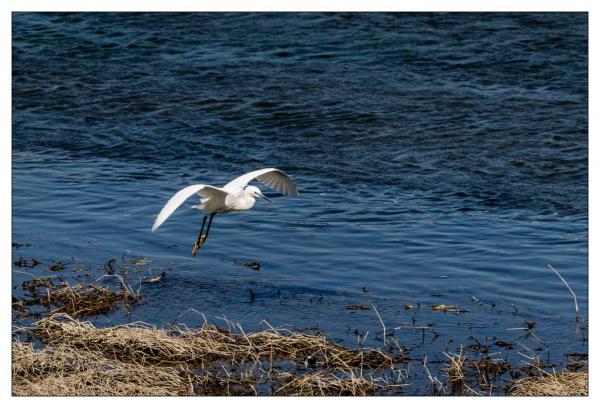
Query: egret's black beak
xmin=259 ymin=193 xmax=271 ymax=203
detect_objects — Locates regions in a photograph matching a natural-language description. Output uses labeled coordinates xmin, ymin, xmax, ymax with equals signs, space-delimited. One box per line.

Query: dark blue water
xmin=12 ymin=13 xmax=587 ymax=394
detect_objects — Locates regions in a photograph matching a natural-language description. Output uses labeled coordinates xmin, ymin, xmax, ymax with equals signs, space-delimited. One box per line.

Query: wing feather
xmin=224 ymin=168 xmax=299 ymax=197
xmin=260 ymin=172 xmax=279 ymax=192
xmin=152 ymin=184 xmax=227 ymax=232
xmin=272 ymin=175 xmax=284 ymax=194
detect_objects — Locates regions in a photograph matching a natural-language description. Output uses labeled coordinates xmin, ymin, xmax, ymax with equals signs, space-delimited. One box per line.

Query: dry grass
xmin=28 ymin=314 xmax=393 ymax=369
xmin=510 ymin=371 xmax=588 ymax=396
xmin=12 ymin=341 xmax=195 ymax=396
xmin=441 ymin=347 xmax=483 ymax=396
xmin=443 ymin=349 xmax=467 ymax=393
xmin=274 ymin=370 xmax=380 ymax=396
xmin=13 ymin=314 xmax=401 ymax=396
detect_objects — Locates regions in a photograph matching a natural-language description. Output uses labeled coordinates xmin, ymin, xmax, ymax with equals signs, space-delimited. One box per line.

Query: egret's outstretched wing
xmin=152 ymin=184 xmax=227 ymax=232
xmin=223 ymin=168 xmax=299 ymax=197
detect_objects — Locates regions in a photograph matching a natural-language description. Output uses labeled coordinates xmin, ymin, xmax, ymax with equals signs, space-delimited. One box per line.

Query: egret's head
xmin=245 ymin=186 xmax=271 ymax=202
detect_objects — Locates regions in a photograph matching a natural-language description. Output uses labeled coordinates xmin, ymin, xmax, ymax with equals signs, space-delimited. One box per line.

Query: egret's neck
xmin=239 ymin=191 xmax=256 ymax=211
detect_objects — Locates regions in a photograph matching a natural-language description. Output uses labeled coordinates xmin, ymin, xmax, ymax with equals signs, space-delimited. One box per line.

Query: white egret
xmin=152 ymin=168 xmax=299 ymax=256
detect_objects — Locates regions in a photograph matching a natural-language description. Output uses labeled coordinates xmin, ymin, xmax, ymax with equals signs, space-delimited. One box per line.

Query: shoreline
xmin=12 ymin=312 xmax=588 ymax=396
xmin=12 ymin=253 xmax=588 ymax=396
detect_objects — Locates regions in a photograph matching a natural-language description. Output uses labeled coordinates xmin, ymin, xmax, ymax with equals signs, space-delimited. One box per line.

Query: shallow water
xmin=12 ymin=12 xmax=587 ymax=394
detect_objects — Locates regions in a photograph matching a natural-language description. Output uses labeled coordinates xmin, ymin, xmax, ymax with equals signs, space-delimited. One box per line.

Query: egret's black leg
xmin=204 ymin=213 xmax=216 ymax=239
xmin=192 ymin=215 xmax=207 ymax=257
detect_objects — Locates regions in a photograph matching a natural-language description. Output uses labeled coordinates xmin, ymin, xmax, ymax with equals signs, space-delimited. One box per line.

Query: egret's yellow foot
xmin=192 ymin=234 xmax=207 ymax=257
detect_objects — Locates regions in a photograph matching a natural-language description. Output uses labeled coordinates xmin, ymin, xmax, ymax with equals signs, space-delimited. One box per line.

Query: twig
xmin=13 ymin=270 xmax=37 ymax=279
xmin=170 ymin=308 xmax=208 ymax=326
xmin=548 ymin=264 xmax=579 ymax=320
xmin=423 ymin=355 xmax=434 ymax=384
xmin=527 ymin=329 xmax=548 ymax=347
xmin=368 ymin=302 xmax=386 ymax=347
xmin=423 ymin=355 xmax=444 ymax=391
xmin=393 ymin=325 xmax=433 ymax=330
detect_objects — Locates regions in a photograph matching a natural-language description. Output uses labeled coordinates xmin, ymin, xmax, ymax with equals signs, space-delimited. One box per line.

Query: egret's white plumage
xmin=152 ymin=168 xmax=299 ymax=253
xmin=223 ymin=168 xmax=299 ymax=197
xmin=151 ymin=184 xmax=227 ymax=232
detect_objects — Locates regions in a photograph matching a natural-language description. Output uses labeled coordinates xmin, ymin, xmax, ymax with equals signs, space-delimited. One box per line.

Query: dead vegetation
xmin=510 ymin=371 xmax=588 ymax=396
xmin=15 ymin=276 xmax=139 ymax=319
xmin=430 ymin=305 xmax=466 ymax=313
xmin=437 ymin=344 xmax=560 ymax=396
xmin=11 ymin=256 xmax=588 ymax=396
xmin=13 ymin=255 xmax=172 ymax=323
xmin=440 ymin=347 xmax=492 ymax=396
xmin=13 ymin=314 xmax=404 ymax=396
xmin=443 ymin=348 xmax=469 ymax=394
xmin=346 ymin=304 xmax=370 ymax=311
xmin=43 ymin=283 xmax=138 ymax=317
xmin=274 ymin=369 xmax=381 ymax=396
xmin=12 ymin=341 xmax=195 ymax=396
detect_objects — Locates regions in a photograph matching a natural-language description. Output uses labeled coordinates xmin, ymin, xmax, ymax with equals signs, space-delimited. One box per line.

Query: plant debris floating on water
xmin=346 ymin=304 xmax=370 ymax=311
xmin=43 ymin=283 xmax=140 ymax=317
xmin=142 ymin=271 xmax=166 ymax=284
xmin=21 ymin=276 xmax=64 ymax=293
xmin=12 ymin=241 xmax=32 ymax=249
xmin=430 ymin=305 xmax=466 ymax=313
xmin=103 ymin=259 xmax=116 ymax=275
xmin=48 ymin=262 xmax=65 ymax=272
xmin=17 ymin=277 xmax=140 ymax=319
xmin=243 ymin=261 xmax=261 ymax=270
xmin=12 ymin=255 xmax=174 ymax=322
xmin=14 ymin=257 xmax=41 ymax=268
